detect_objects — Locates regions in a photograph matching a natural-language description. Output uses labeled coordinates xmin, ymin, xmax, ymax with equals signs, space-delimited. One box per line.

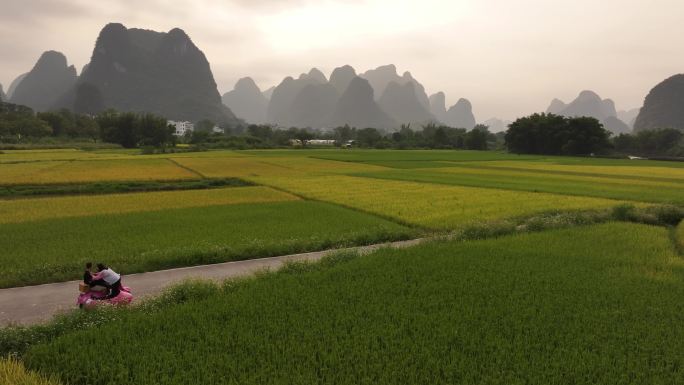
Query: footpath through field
xmin=0 ymin=239 xmax=423 ymax=327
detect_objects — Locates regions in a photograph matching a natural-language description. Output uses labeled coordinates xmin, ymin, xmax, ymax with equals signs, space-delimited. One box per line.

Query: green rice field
xmin=2 ymin=148 xmax=683 ymax=384
xmin=23 ymin=223 xmax=684 ymax=384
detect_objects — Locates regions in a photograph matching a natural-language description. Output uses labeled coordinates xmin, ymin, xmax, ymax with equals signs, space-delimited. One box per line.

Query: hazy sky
xmin=1 ymin=0 xmax=682 ymax=120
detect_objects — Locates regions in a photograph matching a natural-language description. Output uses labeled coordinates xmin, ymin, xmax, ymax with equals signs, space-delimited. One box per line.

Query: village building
xmin=168 ymin=120 xmax=194 ymax=136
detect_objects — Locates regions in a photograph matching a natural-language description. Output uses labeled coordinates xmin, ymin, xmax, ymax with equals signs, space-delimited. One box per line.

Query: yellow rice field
xmin=172 ymin=156 xmax=385 ymax=179
xmin=466 ymin=161 xmax=684 ymax=181
xmin=0 ymin=186 xmax=299 ymax=224
xmin=434 ymin=166 xmax=684 ymax=188
xmin=253 ymin=175 xmax=628 ymax=229
xmin=0 ymin=159 xmax=197 ymax=185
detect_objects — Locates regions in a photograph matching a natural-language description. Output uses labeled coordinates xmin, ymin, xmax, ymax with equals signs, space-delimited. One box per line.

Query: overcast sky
xmin=1 ymin=0 xmax=682 ymax=120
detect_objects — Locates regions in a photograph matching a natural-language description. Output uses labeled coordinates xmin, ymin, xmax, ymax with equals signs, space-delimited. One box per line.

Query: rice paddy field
xmin=22 ymin=223 xmax=684 ymax=385
xmin=2 ymin=148 xmax=683 ymax=384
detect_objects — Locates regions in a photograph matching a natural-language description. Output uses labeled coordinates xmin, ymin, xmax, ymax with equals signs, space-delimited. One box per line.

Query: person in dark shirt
xmin=83 ymin=262 xmax=94 ymax=285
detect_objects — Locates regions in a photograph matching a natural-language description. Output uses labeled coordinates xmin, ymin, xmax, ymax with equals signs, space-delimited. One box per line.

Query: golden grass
xmin=0 ymin=358 xmax=61 ymax=385
xmin=252 ymin=175 xmax=628 ymax=229
xmin=0 ymin=159 xmax=197 ymax=185
xmin=0 ymin=186 xmax=299 ymax=224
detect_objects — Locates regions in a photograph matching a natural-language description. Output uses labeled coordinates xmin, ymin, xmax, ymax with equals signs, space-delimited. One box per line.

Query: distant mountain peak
xmin=234 ymin=77 xmax=261 ymax=92
xmin=61 ymin=23 xmax=237 ymax=123
xmin=307 ymin=68 xmax=327 ymax=83
xmin=547 ymin=98 xmax=567 ymax=114
xmin=223 ymin=77 xmax=267 ymax=124
xmin=634 ymin=74 xmax=684 ymax=132
xmin=10 ymin=50 xmax=77 ymax=111
xmin=379 ymin=81 xmax=433 ymax=126
xmin=329 ymin=65 xmax=357 ymax=94
xmin=545 ymin=90 xmax=629 ymax=134
xmin=445 ymin=98 xmax=476 ymax=129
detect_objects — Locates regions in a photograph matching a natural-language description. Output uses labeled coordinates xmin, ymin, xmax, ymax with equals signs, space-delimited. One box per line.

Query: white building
xmin=308 ymin=139 xmax=336 ymax=146
xmin=168 ymin=121 xmax=194 ymax=136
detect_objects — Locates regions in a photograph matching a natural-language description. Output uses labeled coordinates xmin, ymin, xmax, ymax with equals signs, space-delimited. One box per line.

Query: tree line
xmin=2 ymin=100 xmax=681 ymax=157
xmin=186 ymin=123 xmax=500 ymax=150
xmin=0 ymin=101 xmax=174 ymax=149
xmin=504 ymin=113 xmax=683 ymax=157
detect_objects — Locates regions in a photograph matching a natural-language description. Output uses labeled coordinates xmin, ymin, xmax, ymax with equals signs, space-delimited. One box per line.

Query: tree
xmin=465 ymin=125 xmax=489 ymax=150
xmin=333 ymin=124 xmax=355 ymax=145
xmin=97 ymin=110 xmax=138 ymax=148
xmin=136 ymin=113 xmax=174 ymax=149
xmin=247 ymin=124 xmax=273 ymax=140
xmin=0 ymin=101 xmax=52 ymax=140
xmin=294 ymin=129 xmax=314 ymax=147
xmin=75 ymin=115 xmax=100 ymax=141
xmin=505 ymin=113 xmax=611 ymax=155
xmin=37 ymin=110 xmax=74 ymax=137
xmin=356 ymin=127 xmax=382 ymax=147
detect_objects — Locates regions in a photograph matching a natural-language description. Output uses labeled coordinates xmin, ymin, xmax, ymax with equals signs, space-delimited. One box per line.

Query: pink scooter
xmin=77 ymin=280 xmax=134 ymax=309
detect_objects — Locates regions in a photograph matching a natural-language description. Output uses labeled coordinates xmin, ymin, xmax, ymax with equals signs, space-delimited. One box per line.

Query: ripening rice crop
xmin=171 ymin=155 xmax=385 ymax=179
xmin=0 ymin=186 xmax=298 ymax=224
xmin=23 ymin=223 xmax=684 ymax=384
xmin=0 ymin=149 xmax=100 ymax=163
xmin=0 ymin=358 xmax=61 ymax=385
xmin=0 ymin=158 xmax=196 ymax=185
xmin=465 ymin=160 xmax=684 ymax=182
xmin=253 ymin=174 xmax=628 ymax=229
xmin=0 ymin=200 xmax=412 ymax=287
xmin=358 ymin=165 xmax=684 ymax=204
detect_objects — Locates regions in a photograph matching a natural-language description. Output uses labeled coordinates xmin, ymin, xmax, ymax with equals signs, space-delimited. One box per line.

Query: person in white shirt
xmin=90 ymin=263 xmax=122 ymax=299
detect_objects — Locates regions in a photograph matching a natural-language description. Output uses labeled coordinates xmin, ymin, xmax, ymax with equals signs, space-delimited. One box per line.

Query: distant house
xmin=212 ymin=126 xmax=224 ymax=134
xmin=168 ymin=120 xmax=194 ymax=136
xmin=308 ymin=139 xmax=336 ymax=146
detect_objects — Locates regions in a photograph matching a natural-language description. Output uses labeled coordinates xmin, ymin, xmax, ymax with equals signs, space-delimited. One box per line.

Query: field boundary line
xmin=166 ymin=158 xmax=206 ymax=178
xmin=351 ymin=171 xmax=656 ymax=205
xmin=0 ymin=238 xmax=426 ymax=327
xmin=254 ymin=181 xmax=430 ymax=231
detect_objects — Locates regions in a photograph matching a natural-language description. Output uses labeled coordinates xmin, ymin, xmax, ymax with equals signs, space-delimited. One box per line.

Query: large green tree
xmin=505 ymin=113 xmax=611 ymax=155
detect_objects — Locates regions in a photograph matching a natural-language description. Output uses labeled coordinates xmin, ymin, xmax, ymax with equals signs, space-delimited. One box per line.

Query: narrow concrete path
xmin=0 ymin=239 xmax=424 ymax=327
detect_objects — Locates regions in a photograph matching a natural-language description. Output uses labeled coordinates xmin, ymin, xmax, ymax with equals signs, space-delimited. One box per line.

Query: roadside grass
xmin=19 ymin=223 xmax=684 ymax=385
xmin=0 ymin=358 xmax=61 ymax=385
xmin=356 ymin=167 xmax=684 ymax=204
xmin=0 ymin=200 xmax=413 ymax=288
xmin=252 ymin=174 xmax=633 ymax=229
xmin=0 ymin=158 xmax=196 ymax=185
xmin=0 ymin=178 xmax=251 ymax=198
xmin=0 ymin=186 xmax=296 ymax=224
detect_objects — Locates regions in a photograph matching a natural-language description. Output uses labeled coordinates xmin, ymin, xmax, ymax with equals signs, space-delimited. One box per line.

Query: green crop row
xmin=21 ymin=223 xmax=684 ymax=384
xmin=0 ymin=178 xmax=251 ymax=198
xmin=0 ymin=200 xmax=412 ymax=288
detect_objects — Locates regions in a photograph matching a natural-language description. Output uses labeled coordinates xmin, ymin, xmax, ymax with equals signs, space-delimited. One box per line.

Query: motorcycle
xmin=77 ymin=280 xmax=134 ymax=309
